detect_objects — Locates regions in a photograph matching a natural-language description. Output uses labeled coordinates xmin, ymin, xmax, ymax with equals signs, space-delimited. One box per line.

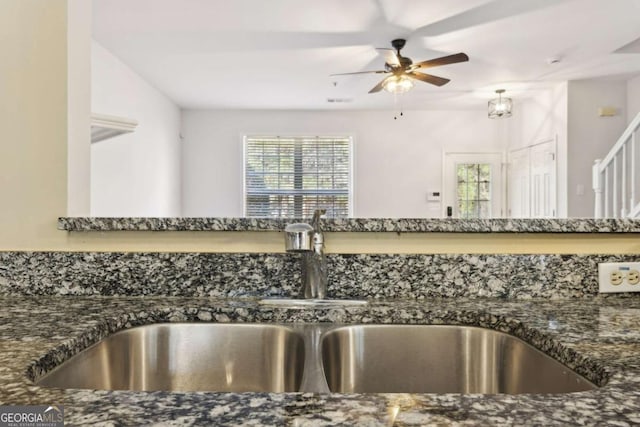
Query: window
xmin=457 ymin=163 xmax=492 ymax=218
xmin=244 ymin=136 xmax=352 ymax=218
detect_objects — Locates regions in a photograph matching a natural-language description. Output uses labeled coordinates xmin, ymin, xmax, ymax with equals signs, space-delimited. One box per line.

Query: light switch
xmin=598 ymin=107 xmax=618 ymax=117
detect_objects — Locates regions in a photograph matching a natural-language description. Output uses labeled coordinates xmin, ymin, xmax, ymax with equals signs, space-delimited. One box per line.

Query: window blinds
xmin=244 ymin=136 xmax=352 ymax=218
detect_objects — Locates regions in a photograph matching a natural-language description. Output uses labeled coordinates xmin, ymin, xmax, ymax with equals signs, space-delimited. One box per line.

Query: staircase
xmin=593 ymin=112 xmax=640 ymax=218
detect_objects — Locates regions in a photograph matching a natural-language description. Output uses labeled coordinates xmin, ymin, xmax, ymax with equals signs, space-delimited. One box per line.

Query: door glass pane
xmin=479 ymin=182 xmax=491 ymax=201
xmin=456 ymin=163 xmax=492 ymax=218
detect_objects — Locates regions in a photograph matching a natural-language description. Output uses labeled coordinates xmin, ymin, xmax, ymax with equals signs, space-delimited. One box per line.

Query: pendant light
xmin=488 ymin=89 xmax=512 ymax=119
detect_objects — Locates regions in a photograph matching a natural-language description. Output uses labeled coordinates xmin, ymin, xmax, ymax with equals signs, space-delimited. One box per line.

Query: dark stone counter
xmin=3 ymin=295 xmax=640 ymax=426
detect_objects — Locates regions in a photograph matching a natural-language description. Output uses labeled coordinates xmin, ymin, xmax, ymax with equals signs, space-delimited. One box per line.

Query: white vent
xmin=91 ymin=113 xmax=138 ymax=143
xmin=326 ymin=98 xmax=353 ymax=103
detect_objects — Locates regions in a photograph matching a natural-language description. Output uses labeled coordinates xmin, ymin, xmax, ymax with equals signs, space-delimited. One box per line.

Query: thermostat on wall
xmin=427 ymin=191 xmax=441 ymax=202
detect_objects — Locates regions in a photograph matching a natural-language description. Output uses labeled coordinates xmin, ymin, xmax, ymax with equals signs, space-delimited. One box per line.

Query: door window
xmin=457 ymin=163 xmax=492 ymax=218
xmin=443 ymin=152 xmax=504 ymax=218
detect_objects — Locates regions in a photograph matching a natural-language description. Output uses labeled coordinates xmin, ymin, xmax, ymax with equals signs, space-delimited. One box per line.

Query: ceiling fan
xmin=332 ymin=39 xmax=469 ymax=94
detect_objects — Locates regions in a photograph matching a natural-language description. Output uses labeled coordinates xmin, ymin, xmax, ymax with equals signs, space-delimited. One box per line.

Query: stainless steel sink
xmin=36 ymin=323 xmax=305 ymax=392
xmin=321 ymin=325 xmax=597 ymax=394
xmin=36 ymin=323 xmax=598 ymax=394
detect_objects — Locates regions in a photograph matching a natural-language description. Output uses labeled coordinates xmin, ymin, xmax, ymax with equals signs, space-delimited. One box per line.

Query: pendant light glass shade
xmin=488 ymin=89 xmax=512 ymax=119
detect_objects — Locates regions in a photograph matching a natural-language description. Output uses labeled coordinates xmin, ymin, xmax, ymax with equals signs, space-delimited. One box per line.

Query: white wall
xmin=628 ymin=75 xmax=640 ymax=123
xmin=508 ymin=85 xmax=568 ymax=150
xmin=0 ymin=0 xmax=69 ymax=249
xmin=181 ymin=109 xmax=505 ymax=218
xmin=567 ymin=80 xmax=628 ymax=217
xmin=91 ymin=41 xmax=182 ymax=217
xmin=67 ymin=0 xmax=91 ymax=216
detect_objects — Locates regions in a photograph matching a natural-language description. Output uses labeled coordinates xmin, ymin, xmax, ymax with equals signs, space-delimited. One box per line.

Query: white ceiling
xmin=93 ymin=0 xmax=640 ymax=110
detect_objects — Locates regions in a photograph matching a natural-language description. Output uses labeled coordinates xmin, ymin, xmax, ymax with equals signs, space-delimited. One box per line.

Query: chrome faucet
xmin=284 ymin=209 xmax=328 ymax=299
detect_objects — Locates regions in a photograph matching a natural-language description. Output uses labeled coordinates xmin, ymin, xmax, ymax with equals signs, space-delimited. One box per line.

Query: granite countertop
xmin=57 ymin=217 xmax=640 ymax=233
xmin=2 ymin=295 xmax=640 ymax=426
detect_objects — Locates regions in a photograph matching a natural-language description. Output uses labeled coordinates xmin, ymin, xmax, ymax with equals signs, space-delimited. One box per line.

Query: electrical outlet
xmin=599 ymin=262 xmax=640 ymax=293
xmin=628 ymin=270 xmax=640 ymax=285
xmin=610 ymin=271 xmax=624 ymax=285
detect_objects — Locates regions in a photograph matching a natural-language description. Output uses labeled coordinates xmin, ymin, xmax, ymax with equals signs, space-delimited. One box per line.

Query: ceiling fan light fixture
xmin=488 ymin=89 xmax=512 ymax=119
xmin=383 ymin=75 xmax=414 ymax=94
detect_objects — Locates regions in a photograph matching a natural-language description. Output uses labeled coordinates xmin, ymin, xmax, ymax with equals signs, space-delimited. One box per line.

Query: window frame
xmin=242 ymin=134 xmax=355 ymax=218
xmin=442 ymin=151 xmax=505 ymax=219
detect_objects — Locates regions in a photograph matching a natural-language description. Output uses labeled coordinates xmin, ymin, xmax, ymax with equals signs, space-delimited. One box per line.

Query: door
xmin=530 ymin=141 xmax=556 ymax=217
xmin=508 ymin=139 xmax=556 ymax=218
xmin=443 ymin=152 xmax=504 ymax=218
xmin=507 ymin=148 xmax=531 ymax=218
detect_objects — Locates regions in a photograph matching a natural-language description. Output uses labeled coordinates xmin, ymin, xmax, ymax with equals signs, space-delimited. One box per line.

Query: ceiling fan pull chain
xmin=394 ymin=92 xmax=399 ymax=119
xmin=393 ymin=92 xmax=406 ymax=120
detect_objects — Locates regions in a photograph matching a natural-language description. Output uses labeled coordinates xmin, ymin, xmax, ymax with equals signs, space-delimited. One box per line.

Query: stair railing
xmin=593 ymin=112 xmax=640 ymax=218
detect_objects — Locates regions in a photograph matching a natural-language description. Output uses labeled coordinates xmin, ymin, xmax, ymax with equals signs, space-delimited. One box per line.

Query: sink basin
xmin=321 ymin=325 xmax=597 ymax=394
xmin=36 ymin=323 xmax=305 ymax=392
xmin=36 ymin=323 xmax=598 ymax=394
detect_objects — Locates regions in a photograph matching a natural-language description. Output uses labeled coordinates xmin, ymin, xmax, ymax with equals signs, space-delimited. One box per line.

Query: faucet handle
xmin=284 ymin=223 xmax=314 ymax=252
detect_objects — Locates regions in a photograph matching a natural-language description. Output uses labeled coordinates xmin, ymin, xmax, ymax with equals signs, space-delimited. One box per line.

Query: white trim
xmin=90 ymin=113 xmax=138 ymax=143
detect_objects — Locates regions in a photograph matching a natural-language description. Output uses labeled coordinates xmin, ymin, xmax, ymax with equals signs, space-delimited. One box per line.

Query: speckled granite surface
xmin=3 ymin=295 xmax=640 ymax=426
xmin=57 ymin=217 xmax=640 ymax=233
xmin=2 ymin=251 xmax=640 ymax=298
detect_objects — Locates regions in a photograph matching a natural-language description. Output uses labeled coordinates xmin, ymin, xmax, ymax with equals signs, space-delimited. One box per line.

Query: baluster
xmin=593 ymin=159 xmax=603 ymax=218
xmin=633 ymin=132 xmax=637 ymax=212
xmin=622 ymin=142 xmax=627 ymax=217
xmin=604 ymin=165 xmax=609 ymax=218
xmin=613 ymin=155 xmax=618 ymax=218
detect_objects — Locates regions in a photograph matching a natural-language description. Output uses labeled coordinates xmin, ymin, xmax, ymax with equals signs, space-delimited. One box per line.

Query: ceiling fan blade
xmin=411 ymin=53 xmax=469 ymax=70
xmin=407 ymin=72 xmax=451 ymax=87
xmin=376 ymin=47 xmax=400 ymax=67
xmin=330 ymin=70 xmax=387 ymax=76
xmin=369 ymin=76 xmax=391 ymax=93
xmin=412 ymin=0 xmax=571 ymax=38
